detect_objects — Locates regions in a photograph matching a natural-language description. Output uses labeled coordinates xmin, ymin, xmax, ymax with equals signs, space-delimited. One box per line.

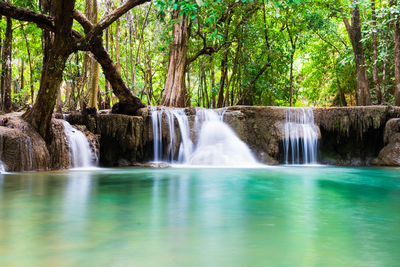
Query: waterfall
xmin=189 ymin=109 xmax=258 ymax=166
xmin=62 ymin=121 xmax=94 ymax=168
xmin=283 ymin=108 xmax=319 ymax=165
xmin=150 ymin=107 xmax=258 ymax=166
xmin=150 ymin=107 xmax=193 ymax=163
xmin=0 ymin=161 xmax=5 ymax=173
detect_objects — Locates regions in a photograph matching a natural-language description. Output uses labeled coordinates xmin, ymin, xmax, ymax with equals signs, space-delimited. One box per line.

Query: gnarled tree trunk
xmin=23 ymin=1 xmax=76 ymax=141
xmin=161 ymin=9 xmax=188 ymax=107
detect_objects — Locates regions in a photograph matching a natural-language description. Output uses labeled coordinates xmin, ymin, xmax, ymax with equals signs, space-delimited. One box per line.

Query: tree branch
xmin=90 ymin=0 xmax=150 ymax=37
xmin=72 ymin=10 xmax=93 ymax=34
xmin=0 ymin=2 xmax=83 ymax=39
xmin=0 ymin=2 xmax=54 ymax=31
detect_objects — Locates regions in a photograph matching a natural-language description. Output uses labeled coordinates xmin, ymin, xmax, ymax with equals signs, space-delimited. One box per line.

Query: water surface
xmin=1 ymin=167 xmax=399 ymax=266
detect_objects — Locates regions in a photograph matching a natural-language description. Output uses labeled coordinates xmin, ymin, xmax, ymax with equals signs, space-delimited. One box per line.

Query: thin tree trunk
xmin=202 ymin=63 xmax=209 ymax=108
xmin=20 ymin=60 xmax=24 ymax=92
xmin=81 ymin=0 xmax=92 ymax=108
xmin=393 ymin=0 xmax=400 ymax=106
xmin=88 ymin=0 xmax=100 ymax=110
xmin=115 ymin=18 xmax=121 ymax=73
xmin=104 ymin=27 xmax=111 ymax=109
xmin=146 ymin=53 xmax=153 ymax=104
xmin=132 ymin=2 xmax=152 ymax=91
xmin=382 ymin=42 xmax=388 ymax=102
xmin=20 ymin=23 xmax=34 ymax=104
xmin=211 ymin=60 xmax=216 ymax=108
xmin=289 ymin=52 xmax=294 ymax=106
xmin=286 ymin=22 xmax=297 ymax=107
xmin=225 ymin=42 xmax=241 ymax=106
xmin=371 ymin=0 xmax=382 ymax=104
xmin=217 ymin=52 xmax=228 ymax=108
xmin=1 ymin=15 xmax=12 ymax=112
xmin=161 ymin=9 xmax=188 ymax=107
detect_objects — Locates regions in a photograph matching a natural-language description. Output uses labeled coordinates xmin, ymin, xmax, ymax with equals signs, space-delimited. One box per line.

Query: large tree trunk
xmin=1 ymin=15 xmax=12 ymax=112
xmin=0 ymin=0 xmax=148 ymax=141
xmin=393 ymin=0 xmax=400 ymax=106
xmin=161 ymin=9 xmax=188 ymax=107
xmin=343 ymin=1 xmax=371 ymax=106
xmin=23 ymin=0 xmax=76 ymax=141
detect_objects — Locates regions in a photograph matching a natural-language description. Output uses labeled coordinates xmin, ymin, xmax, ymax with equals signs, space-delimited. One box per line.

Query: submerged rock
xmin=132 ymin=162 xmax=171 ymax=168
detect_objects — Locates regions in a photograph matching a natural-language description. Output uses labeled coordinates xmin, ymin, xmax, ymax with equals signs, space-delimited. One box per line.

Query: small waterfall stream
xmin=151 ymin=107 xmax=258 ymax=166
xmin=62 ymin=121 xmax=95 ymax=168
xmin=283 ymin=108 xmax=319 ymax=165
xmin=0 ymin=161 xmax=5 ymax=173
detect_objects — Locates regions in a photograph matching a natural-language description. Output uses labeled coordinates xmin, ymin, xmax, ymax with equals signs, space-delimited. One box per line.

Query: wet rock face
xmin=48 ymin=119 xmax=71 ymax=170
xmin=0 ymin=115 xmax=101 ymax=172
xmin=0 ymin=115 xmax=50 ymax=172
xmin=96 ymin=113 xmax=151 ymax=167
xmin=315 ymin=106 xmax=388 ymax=166
xmin=373 ymin=119 xmax=400 ymax=166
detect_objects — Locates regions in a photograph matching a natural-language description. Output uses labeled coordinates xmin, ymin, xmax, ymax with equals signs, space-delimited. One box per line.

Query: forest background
xmin=0 ymin=0 xmax=399 ymax=118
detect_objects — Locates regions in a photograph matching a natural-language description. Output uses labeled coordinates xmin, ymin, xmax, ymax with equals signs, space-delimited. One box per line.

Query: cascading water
xmin=150 ymin=107 xmax=258 ymax=166
xmin=190 ymin=109 xmax=258 ymax=166
xmin=62 ymin=121 xmax=95 ymax=168
xmin=283 ymin=108 xmax=319 ymax=165
xmin=150 ymin=107 xmax=193 ymax=163
xmin=0 ymin=161 xmax=5 ymax=173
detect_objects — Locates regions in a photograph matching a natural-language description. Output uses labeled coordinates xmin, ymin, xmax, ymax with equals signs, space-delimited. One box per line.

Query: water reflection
xmin=63 ymin=171 xmax=93 ymax=222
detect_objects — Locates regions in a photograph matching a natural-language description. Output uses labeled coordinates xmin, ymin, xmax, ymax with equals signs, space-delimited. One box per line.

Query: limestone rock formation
xmin=373 ymin=118 xmax=400 ymax=166
xmin=0 ymin=114 xmax=50 ymax=172
xmin=96 ymin=112 xmax=150 ymax=166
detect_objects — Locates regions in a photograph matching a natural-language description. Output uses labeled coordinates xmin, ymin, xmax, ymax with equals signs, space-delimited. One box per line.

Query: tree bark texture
xmin=161 ymin=9 xmax=189 ymax=107
xmin=1 ymin=15 xmax=12 ymax=113
xmin=343 ymin=1 xmax=371 ymax=106
xmin=88 ymin=0 xmax=100 ymax=110
xmin=23 ymin=0 xmax=76 ymax=141
xmin=0 ymin=0 xmax=147 ymax=141
xmin=371 ymin=0 xmax=382 ymax=104
xmin=217 ymin=52 xmax=228 ymax=108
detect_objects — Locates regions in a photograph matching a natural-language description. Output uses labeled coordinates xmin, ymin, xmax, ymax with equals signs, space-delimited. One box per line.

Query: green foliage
xmin=1 ymin=0 xmax=399 ymax=111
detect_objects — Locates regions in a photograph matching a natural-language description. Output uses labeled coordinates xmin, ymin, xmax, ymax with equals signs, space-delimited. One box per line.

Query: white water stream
xmin=62 ymin=121 xmax=95 ymax=168
xmin=283 ymin=108 xmax=319 ymax=164
xmin=151 ymin=107 xmax=258 ymax=166
xmin=0 ymin=161 xmax=5 ymax=173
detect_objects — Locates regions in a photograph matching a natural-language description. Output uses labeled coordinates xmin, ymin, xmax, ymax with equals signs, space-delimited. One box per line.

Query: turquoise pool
xmin=0 ymin=167 xmax=399 ymax=266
